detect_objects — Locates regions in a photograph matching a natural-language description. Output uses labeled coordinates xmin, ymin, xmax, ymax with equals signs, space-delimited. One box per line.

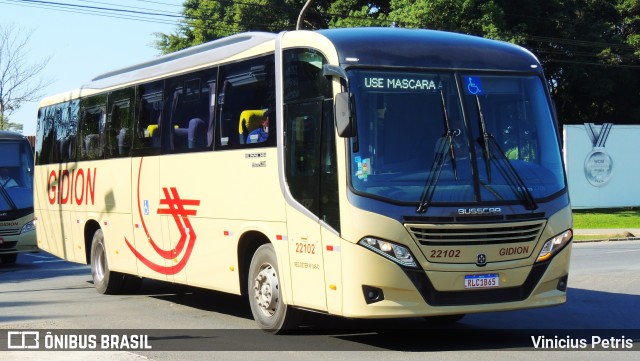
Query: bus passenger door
xmin=285 ymin=206 xmax=325 ymax=311
xmin=284 ymin=100 xmax=328 ymax=312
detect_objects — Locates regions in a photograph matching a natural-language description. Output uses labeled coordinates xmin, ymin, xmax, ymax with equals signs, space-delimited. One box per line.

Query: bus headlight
xmin=536 ymin=230 xmax=572 ymax=263
xmin=21 ymin=221 xmax=36 ymax=234
xmin=359 ymin=237 xmax=419 ymax=269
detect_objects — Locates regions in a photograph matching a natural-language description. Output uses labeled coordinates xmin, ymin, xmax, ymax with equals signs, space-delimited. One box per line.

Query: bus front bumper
xmin=339 ymin=239 xmax=571 ymax=319
xmin=0 ymin=230 xmax=38 ymax=255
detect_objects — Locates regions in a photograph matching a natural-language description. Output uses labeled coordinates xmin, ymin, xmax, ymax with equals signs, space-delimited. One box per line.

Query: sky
xmin=1 ymin=0 xmax=186 ymax=136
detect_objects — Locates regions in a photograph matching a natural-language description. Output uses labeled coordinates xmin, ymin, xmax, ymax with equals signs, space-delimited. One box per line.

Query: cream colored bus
xmin=34 ymin=28 xmax=572 ymax=333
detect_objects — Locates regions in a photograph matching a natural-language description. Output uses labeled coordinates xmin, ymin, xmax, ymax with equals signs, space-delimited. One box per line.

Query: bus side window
xmin=58 ymin=100 xmax=78 ymax=163
xmin=182 ymin=76 xmax=211 ymax=151
xmin=132 ymin=81 xmax=163 ymax=156
xmin=215 ymin=54 xmax=275 ymax=149
xmin=161 ymin=73 xmax=214 ymax=154
xmin=79 ymin=95 xmax=107 ymax=161
xmin=107 ymin=89 xmax=134 ymax=158
xmin=33 ymin=100 xmax=80 ymax=163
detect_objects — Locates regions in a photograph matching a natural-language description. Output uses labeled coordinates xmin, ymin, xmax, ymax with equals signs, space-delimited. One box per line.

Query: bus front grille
xmin=0 ymin=228 xmax=21 ymax=237
xmin=406 ymin=220 xmax=546 ymax=246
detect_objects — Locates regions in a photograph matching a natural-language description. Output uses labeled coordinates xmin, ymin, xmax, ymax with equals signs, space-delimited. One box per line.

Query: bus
xmin=34 ymin=28 xmax=572 ymax=332
xmin=0 ymin=130 xmax=36 ymax=264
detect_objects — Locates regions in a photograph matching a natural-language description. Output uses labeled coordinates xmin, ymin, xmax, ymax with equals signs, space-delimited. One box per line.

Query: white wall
xmin=564 ymin=124 xmax=640 ymax=209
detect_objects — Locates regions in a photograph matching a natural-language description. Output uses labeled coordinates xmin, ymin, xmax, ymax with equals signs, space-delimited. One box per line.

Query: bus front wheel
xmin=90 ymin=229 xmax=123 ymax=294
xmin=248 ymin=243 xmax=298 ymax=333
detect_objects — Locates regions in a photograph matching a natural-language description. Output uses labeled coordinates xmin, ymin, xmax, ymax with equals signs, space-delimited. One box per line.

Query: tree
xmin=155 ymin=0 xmax=640 ymax=126
xmin=0 ymin=24 xmax=51 ymax=132
xmin=498 ymin=0 xmax=640 ymax=125
xmin=154 ymin=0 xmax=337 ymax=54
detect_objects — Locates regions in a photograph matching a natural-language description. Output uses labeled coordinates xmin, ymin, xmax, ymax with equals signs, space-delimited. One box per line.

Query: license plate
xmin=464 ymin=273 xmax=500 ymax=289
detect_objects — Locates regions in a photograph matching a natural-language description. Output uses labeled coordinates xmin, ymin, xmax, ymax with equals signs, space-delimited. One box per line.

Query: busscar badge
xmin=476 ymin=253 xmax=487 ymax=267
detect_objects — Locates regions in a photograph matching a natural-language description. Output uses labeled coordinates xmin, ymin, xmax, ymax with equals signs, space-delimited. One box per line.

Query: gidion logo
xmin=47 ymin=168 xmax=97 ymax=205
xmin=124 ymin=158 xmax=201 ymax=275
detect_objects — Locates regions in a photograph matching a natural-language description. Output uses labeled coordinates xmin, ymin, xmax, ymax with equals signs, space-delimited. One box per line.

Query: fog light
xmin=557 ymin=275 xmax=568 ymax=291
xmin=362 ymin=285 xmax=384 ymax=304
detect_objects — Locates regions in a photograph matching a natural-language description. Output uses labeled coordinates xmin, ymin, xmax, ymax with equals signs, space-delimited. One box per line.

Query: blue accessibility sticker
xmin=464 ymin=76 xmax=483 ymax=95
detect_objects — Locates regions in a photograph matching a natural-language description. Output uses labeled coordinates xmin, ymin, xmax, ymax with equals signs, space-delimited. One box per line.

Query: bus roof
xmin=86 ymin=32 xmax=277 ymax=91
xmin=317 ymin=27 xmax=541 ymax=72
xmin=39 ymin=28 xmax=541 ymax=107
xmin=39 ymin=32 xmax=276 ymax=107
xmin=0 ymin=130 xmax=28 ymax=141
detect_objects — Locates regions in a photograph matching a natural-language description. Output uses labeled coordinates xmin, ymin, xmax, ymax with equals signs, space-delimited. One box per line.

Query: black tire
xmin=424 ymin=314 xmax=466 ymax=325
xmin=0 ymin=253 xmax=18 ymax=264
xmin=248 ymin=243 xmax=298 ymax=333
xmin=90 ymin=229 xmax=123 ymax=294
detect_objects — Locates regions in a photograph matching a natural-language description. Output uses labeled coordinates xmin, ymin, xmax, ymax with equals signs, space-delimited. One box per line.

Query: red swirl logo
xmin=124 ymin=158 xmax=201 ymax=275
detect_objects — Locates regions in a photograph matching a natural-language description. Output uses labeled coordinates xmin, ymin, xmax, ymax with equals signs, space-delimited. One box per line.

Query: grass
xmin=572 ymin=208 xmax=640 ymax=229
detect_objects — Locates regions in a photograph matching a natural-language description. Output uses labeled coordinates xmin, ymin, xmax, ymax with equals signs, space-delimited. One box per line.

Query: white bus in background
xmin=0 ymin=130 xmax=36 ymax=264
xmin=34 ymin=28 xmax=572 ymax=333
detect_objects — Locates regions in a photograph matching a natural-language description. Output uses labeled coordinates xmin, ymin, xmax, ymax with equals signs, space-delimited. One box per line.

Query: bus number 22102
xmin=295 ymin=243 xmax=316 ymax=255
xmin=430 ymin=249 xmax=461 ymax=258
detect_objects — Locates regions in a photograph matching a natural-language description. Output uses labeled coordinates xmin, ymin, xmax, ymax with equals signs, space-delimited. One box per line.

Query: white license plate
xmin=464 ymin=273 xmax=500 ymax=289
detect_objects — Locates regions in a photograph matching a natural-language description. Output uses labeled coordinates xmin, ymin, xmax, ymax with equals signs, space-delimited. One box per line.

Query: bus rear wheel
xmin=248 ymin=243 xmax=298 ymax=333
xmin=90 ymin=229 xmax=123 ymax=294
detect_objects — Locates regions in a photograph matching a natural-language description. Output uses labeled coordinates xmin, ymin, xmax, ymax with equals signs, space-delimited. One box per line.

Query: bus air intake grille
xmin=0 ymin=241 xmax=18 ymax=250
xmin=406 ymin=220 xmax=546 ymax=246
xmin=0 ymin=228 xmax=21 ymax=237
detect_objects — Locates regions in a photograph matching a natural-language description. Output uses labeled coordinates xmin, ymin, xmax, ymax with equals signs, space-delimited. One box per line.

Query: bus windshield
xmin=348 ymin=70 xmax=566 ymax=206
xmin=0 ymin=139 xmax=34 ymax=211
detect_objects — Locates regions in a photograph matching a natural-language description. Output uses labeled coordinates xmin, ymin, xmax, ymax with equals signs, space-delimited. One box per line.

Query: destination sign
xmin=363 ymin=76 xmax=442 ymax=92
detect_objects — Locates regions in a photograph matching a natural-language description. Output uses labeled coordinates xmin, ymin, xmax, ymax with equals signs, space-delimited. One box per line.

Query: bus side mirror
xmin=334 ymin=92 xmax=356 ymax=138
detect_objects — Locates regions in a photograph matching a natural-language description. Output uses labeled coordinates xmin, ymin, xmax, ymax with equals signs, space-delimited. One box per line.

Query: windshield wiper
xmin=440 ymin=90 xmax=458 ymax=180
xmin=416 ymin=90 xmax=459 ymax=213
xmin=474 ymin=95 xmax=538 ymax=210
xmin=475 ymin=95 xmax=492 ymax=182
xmin=0 ymin=183 xmax=18 ymax=211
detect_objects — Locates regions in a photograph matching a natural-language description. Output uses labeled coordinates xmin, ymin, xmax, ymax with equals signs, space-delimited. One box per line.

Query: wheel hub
xmin=94 ymin=244 xmax=105 ymax=282
xmin=253 ymin=264 xmax=279 ymax=317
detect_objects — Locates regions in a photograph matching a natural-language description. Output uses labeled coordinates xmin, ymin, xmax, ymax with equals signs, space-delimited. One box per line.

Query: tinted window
xmin=216 ymin=54 xmax=275 ymax=149
xmin=283 ymin=48 xmax=339 ymax=230
xmin=132 ymin=81 xmax=163 ymax=156
xmin=107 ymin=88 xmax=135 ymax=158
xmin=79 ymin=95 xmax=107 ymax=161
xmin=162 ymin=69 xmax=217 ymax=153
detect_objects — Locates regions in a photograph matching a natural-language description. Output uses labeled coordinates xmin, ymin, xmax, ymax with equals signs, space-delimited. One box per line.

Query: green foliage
xmin=0 ymin=113 xmax=23 ymax=132
xmin=573 ymin=208 xmax=640 ymax=229
xmin=154 ymin=0 xmax=640 ymax=127
xmin=154 ymin=0 xmax=334 ymax=54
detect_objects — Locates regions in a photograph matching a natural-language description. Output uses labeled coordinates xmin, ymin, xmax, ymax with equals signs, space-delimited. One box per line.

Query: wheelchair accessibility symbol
xmin=464 ymin=76 xmax=483 ymax=95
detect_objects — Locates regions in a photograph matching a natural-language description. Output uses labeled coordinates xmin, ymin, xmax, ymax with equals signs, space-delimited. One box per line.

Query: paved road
xmin=1 ymin=240 xmax=639 ymax=360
